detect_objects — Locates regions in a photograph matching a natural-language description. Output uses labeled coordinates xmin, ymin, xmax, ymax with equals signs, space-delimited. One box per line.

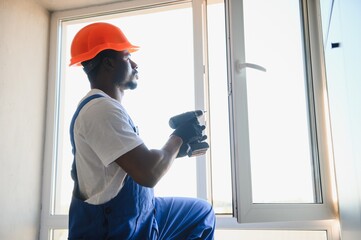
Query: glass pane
xmin=54 ymin=3 xmax=196 ymax=214
xmin=207 ymin=0 xmax=232 ymax=214
xmin=121 ymin=5 xmax=197 ymax=198
xmin=53 ymin=23 xmax=90 ymax=214
xmin=243 ymin=0 xmax=316 ymax=203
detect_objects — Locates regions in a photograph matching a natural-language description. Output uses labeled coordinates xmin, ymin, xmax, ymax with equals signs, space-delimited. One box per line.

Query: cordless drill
xmin=169 ymin=110 xmax=210 ymax=157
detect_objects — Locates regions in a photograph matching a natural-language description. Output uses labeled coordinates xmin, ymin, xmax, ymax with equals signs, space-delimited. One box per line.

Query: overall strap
xmin=70 ymin=94 xmax=104 ymax=199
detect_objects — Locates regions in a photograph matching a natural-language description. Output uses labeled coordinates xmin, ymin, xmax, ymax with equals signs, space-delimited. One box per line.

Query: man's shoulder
xmin=80 ymin=96 xmax=129 ymax=122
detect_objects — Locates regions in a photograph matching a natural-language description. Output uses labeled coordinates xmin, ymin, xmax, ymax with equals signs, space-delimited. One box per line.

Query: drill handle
xmin=187 ymin=141 xmax=210 ymax=157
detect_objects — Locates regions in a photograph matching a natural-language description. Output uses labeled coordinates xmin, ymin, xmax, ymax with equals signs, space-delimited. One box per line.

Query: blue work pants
xmin=68 ymin=176 xmax=215 ymax=239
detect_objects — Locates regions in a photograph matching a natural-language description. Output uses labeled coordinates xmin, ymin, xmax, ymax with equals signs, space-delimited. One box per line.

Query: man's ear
xmin=102 ymin=57 xmax=115 ymax=71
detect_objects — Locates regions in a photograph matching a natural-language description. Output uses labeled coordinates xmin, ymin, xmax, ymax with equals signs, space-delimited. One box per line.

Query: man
xmin=68 ymin=22 xmax=215 ymax=239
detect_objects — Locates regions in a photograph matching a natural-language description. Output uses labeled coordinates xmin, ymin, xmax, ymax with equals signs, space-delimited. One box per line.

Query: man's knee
xmin=194 ymin=199 xmax=216 ymax=226
xmin=197 ymin=199 xmax=214 ymax=215
xmin=190 ymin=199 xmax=215 ymax=239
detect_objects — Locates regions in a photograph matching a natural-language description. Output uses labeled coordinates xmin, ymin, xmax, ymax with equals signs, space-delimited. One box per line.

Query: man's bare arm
xmin=115 ymin=135 xmax=183 ymax=188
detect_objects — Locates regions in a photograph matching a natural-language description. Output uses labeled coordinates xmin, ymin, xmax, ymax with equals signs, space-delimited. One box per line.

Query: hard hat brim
xmin=69 ymin=43 xmax=139 ymax=66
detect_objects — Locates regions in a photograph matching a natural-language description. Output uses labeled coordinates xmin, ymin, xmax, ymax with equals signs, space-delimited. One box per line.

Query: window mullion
xmin=225 ymin=0 xmax=251 ymax=221
xmin=192 ymin=0 xmax=212 ymax=202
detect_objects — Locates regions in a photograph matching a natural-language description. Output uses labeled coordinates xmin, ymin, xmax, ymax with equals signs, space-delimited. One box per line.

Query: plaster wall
xmin=0 ymin=0 xmax=49 ymax=239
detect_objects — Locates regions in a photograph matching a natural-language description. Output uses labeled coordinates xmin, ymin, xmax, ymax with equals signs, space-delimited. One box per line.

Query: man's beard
xmin=115 ymin=72 xmax=138 ymax=90
xmin=126 ymin=80 xmax=137 ymax=90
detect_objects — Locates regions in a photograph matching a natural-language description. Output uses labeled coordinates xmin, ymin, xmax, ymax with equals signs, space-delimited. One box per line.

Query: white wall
xmin=0 ymin=0 xmax=49 ymax=239
xmin=321 ymin=0 xmax=361 ymax=239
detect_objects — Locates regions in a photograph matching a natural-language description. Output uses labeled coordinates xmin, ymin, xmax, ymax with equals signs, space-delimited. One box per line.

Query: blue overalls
xmin=68 ymin=94 xmax=215 ymax=240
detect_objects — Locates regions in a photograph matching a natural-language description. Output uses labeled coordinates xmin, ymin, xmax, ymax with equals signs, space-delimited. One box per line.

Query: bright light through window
xmin=55 ymin=3 xmax=196 ymax=214
xmin=207 ymin=1 xmax=233 ymax=214
xmin=243 ymin=0 xmax=316 ymax=203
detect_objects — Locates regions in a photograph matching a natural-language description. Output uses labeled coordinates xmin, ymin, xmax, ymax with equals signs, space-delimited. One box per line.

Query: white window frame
xmin=40 ymin=0 xmax=340 ymax=239
xmin=225 ymin=0 xmax=339 ymax=235
xmin=41 ymin=1 xmax=209 ymax=239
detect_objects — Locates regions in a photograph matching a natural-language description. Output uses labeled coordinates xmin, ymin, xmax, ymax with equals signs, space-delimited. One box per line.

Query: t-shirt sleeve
xmin=79 ymin=99 xmax=143 ymax=166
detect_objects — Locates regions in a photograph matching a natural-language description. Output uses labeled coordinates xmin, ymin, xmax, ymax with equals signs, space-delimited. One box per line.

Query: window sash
xmin=225 ymin=0 xmax=337 ymax=223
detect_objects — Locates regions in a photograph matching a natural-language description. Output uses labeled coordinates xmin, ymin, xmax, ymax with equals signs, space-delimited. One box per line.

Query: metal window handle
xmin=235 ymin=60 xmax=267 ymax=73
xmin=331 ymin=42 xmax=341 ymax=48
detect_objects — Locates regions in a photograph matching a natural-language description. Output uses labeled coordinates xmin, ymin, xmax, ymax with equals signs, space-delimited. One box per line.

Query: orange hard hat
xmin=69 ymin=22 xmax=139 ymax=66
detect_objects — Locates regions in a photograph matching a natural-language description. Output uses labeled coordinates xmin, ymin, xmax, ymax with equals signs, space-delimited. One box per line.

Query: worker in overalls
xmin=68 ymin=22 xmax=215 ymax=239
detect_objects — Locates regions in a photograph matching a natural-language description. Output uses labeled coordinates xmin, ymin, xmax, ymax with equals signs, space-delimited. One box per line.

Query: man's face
xmin=113 ymin=50 xmax=139 ymax=90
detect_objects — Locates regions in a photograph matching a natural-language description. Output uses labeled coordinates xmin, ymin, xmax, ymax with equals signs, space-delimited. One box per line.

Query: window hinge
xmin=228 ymin=82 xmax=232 ymax=96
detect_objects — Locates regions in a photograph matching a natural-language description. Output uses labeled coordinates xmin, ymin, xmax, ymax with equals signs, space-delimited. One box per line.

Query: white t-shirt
xmin=73 ymin=89 xmax=143 ymax=205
